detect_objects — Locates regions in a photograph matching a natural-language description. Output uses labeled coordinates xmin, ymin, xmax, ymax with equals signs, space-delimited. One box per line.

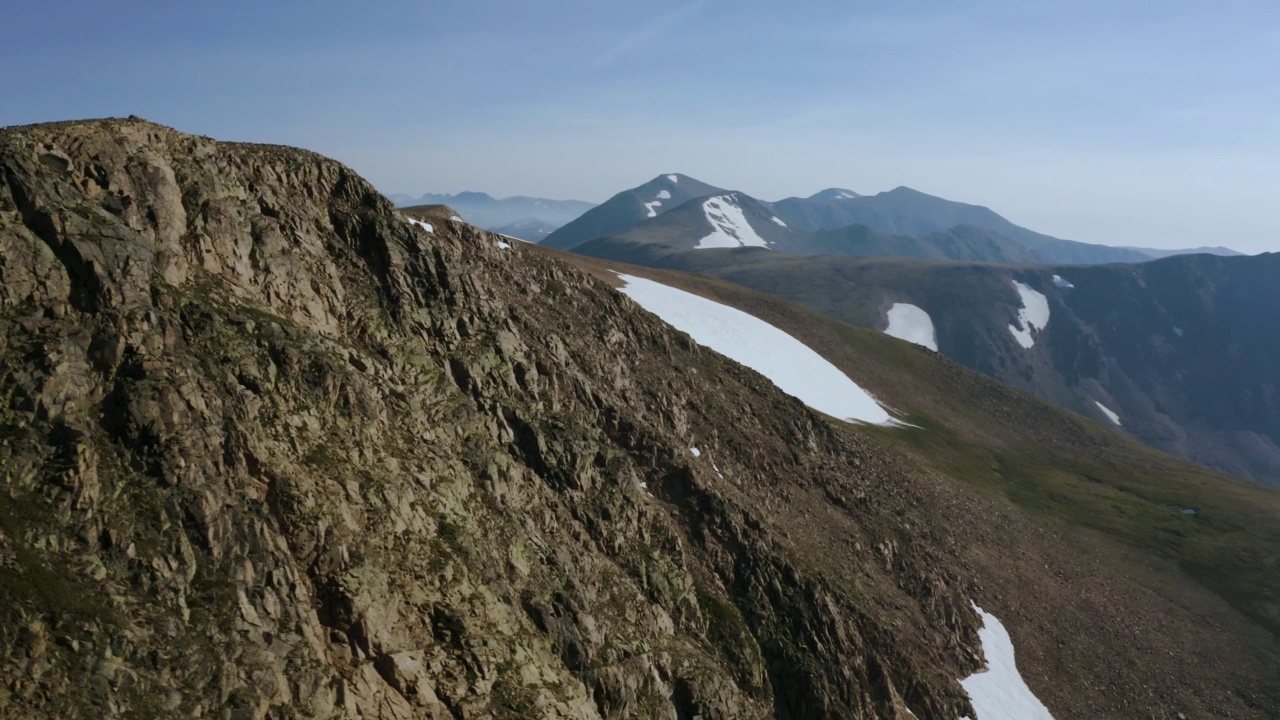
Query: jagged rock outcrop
xmin=0 ymin=119 xmax=989 ymax=718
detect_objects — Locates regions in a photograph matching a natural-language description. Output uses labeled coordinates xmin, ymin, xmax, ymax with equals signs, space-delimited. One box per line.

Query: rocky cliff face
xmin=0 ymin=119 xmax=992 ymax=718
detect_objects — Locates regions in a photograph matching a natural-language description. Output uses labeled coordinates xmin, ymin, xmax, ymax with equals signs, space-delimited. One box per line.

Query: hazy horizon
xmin=4 ymin=1 xmax=1277 ymax=252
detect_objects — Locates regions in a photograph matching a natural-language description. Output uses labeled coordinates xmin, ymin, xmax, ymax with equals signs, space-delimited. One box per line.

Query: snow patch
xmin=406 ymin=217 xmax=433 ymax=233
xmin=1051 ymin=274 xmax=1074 ymax=289
xmin=690 ymin=447 xmax=701 ymax=457
xmin=696 ymin=195 xmax=771 ymax=249
xmin=496 ymin=241 xmax=512 ymax=250
xmin=667 ymin=174 xmax=679 ymax=183
xmin=644 ymin=199 xmax=663 ymax=217
xmin=770 ymin=216 xmax=788 ymax=227
xmin=450 ymin=215 xmax=464 ymax=222
xmin=616 ymin=274 xmax=894 ymax=424
xmin=1007 ymin=281 xmax=1050 ymax=349
xmin=657 ymin=190 xmax=671 ymax=200
xmin=839 ymin=191 xmax=857 ymax=199
xmin=1094 ymin=401 xmax=1121 ymax=426
xmin=959 ymin=603 xmax=1056 ymax=720
xmin=884 ymin=303 xmax=938 ymax=352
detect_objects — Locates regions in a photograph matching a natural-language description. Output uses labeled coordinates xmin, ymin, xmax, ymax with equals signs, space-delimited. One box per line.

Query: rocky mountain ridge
xmin=0 ymin=118 xmax=982 ymax=719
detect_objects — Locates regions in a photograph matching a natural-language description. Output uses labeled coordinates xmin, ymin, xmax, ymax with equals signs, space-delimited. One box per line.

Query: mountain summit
xmin=540 ymin=173 xmax=724 ymax=250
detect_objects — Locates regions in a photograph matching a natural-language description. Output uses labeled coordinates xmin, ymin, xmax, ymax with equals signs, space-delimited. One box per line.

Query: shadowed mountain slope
xmin=568 ymin=237 xmax=1280 ymax=487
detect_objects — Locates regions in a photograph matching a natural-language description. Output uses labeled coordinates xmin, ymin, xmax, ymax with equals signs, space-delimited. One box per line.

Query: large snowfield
xmin=885 ymin=303 xmax=938 ymax=351
xmin=616 ymin=274 xmax=894 ymax=424
xmin=1008 ymin=280 xmax=1050 ymax=349
xmin=960 ymin=603 xmax=1056 ymax=720
xmin=696 ymin=195 xmax=771 ymax=249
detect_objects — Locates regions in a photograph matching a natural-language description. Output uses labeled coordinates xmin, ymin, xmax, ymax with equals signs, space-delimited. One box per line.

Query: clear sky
xmin=4 ymin=1 xmax=1278 ymax=251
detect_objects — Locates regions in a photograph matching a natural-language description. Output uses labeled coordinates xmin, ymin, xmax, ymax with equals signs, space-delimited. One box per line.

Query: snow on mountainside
xmin=808 ymin=188 xmax=863 ymax=201
xmin=1095 ymin=401 xmax=1122 ymax=426
xmin=959 ymin=604 xmax=1056 ymax=720
xmin=885 ymin=303 xmax=938 ymax=351
xmin=1007 ymin=281 xmax=1050 ymax=349
xmin=644 ymin=189 xmax=673 ymax=217
xmin=541 ymin=173 xmax=726 ymax=250
xmin=696 ymin=194 xmax=773 ymax=249
xmin=616 ymin=274 xmax=894 ymax=424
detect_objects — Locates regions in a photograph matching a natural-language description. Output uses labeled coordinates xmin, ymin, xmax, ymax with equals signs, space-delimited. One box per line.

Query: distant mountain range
xmin=386 ymin=191 xmax=595 ymax=240
xmin=537 ymin=174 xmax=1280 ymax=487
xmin=540 ymin=174 xmax=1245 ymax=265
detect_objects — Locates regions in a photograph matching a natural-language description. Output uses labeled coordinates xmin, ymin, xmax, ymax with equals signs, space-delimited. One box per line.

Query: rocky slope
xmin=0 ymin=118 xmax=997 ymax=719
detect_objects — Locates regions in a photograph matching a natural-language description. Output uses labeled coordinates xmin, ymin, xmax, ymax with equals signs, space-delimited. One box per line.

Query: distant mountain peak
xmin=541 ymin=173 xmax=727 ymax=250
xmin=646 ymin=172 xmax=702 ymax=188
xmin=810 ymin=188 xmax=862 ymax=201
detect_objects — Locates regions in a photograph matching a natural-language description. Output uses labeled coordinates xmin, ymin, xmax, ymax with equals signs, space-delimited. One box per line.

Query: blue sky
xmin=4 ymin=1 xmax=1278 ymax=251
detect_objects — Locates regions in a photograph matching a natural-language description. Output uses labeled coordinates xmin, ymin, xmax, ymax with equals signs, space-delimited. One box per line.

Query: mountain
xmin=546 ymin=177 xmax=1205 ymax=265
xmin=594 ymin=215 xmax=1045 ymax=265
xmin=577 ymin=182 xmax=1047 ymax=264
xmin=388 ymin=191 xmax=595 ymax=230
xmin=3 ymin=118 xmax=1277 ymax=718
xmin=773 ymin=186 xmax=1153 ymax=264
xmin=599 ymin=192 xmax=797 ymax=251
xmin=488 ymin=218 xmax=558 ymax=243
xmin=568 ymin=239 xmax=1280 ymax=487
xmin=1118 ymin=245 xmax=1246 ymax=259
xmin=770 ymin=188 xmax=866 ymax=231
xmin=807 ymin=187 xmax=862 ymax=201
xmin=540 ymin=173 xmax=724 ymax=250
